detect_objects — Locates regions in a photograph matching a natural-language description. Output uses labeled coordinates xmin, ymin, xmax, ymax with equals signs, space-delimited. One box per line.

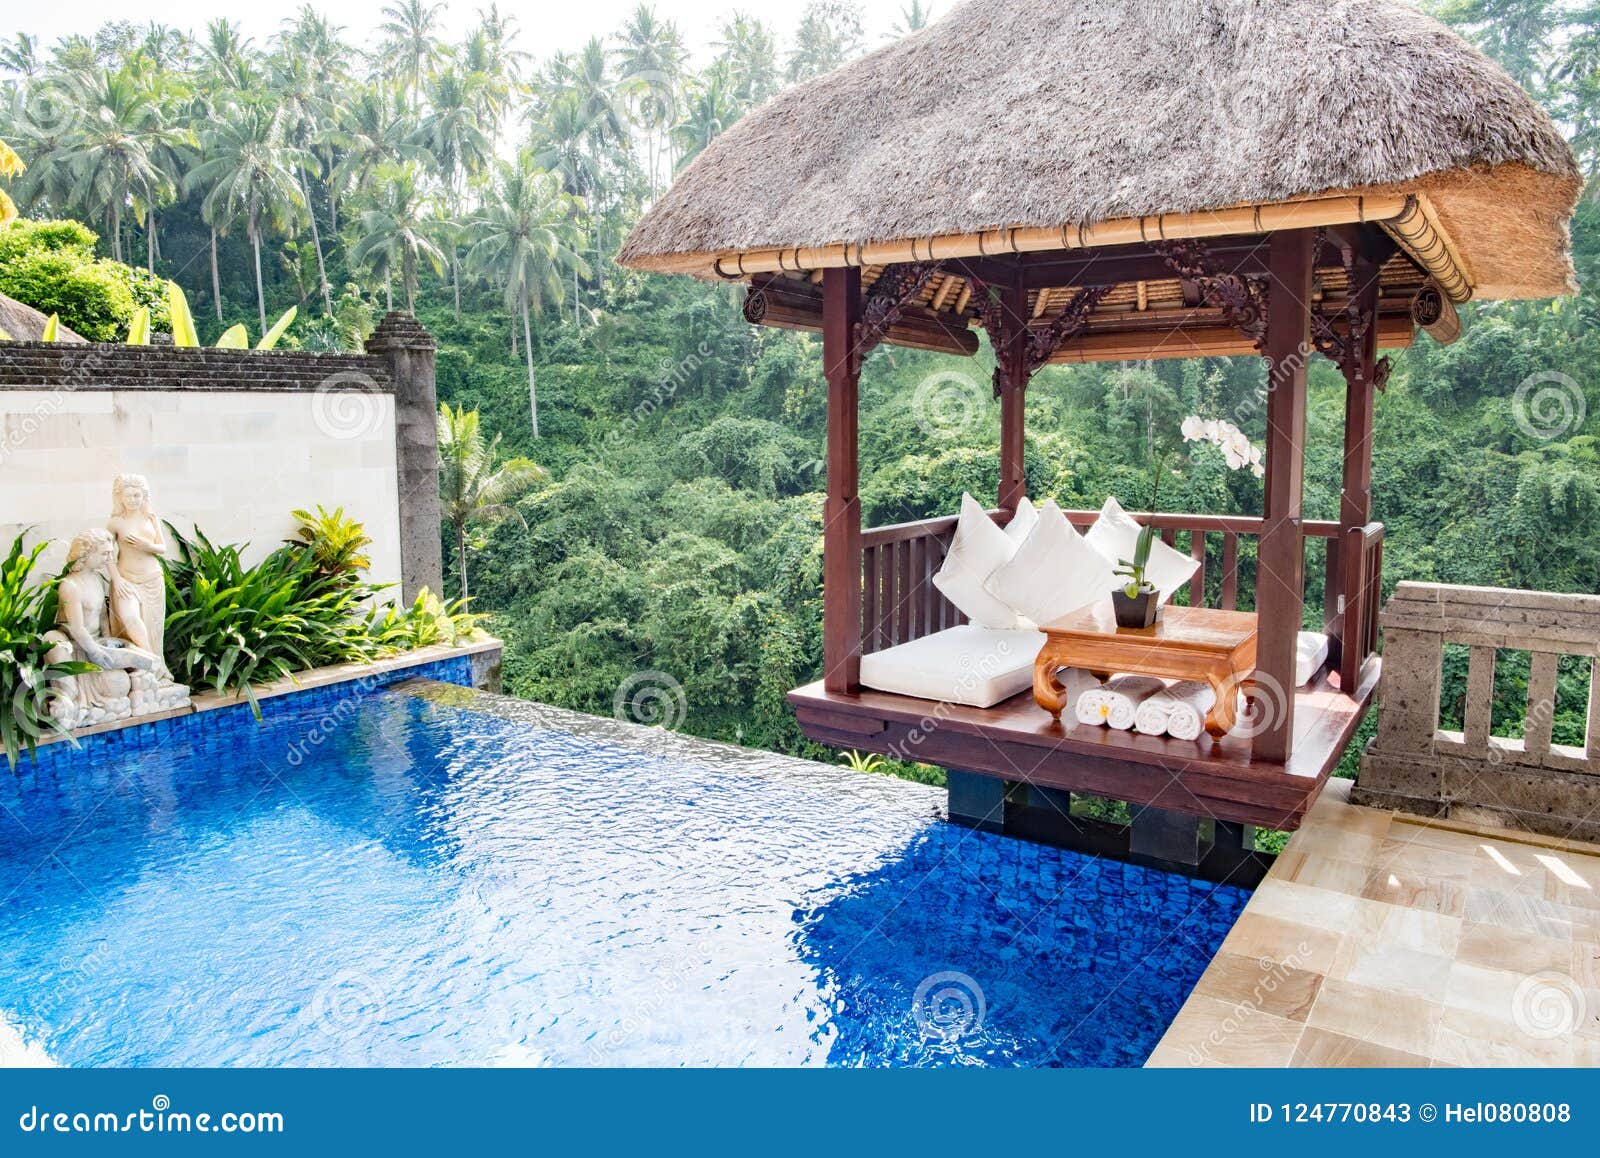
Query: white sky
xmin=12 ymin=1 xmax=928 ymax=66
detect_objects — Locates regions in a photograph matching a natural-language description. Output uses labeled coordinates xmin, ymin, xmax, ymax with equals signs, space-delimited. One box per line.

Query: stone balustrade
xmin=1354 ymin=581 xmax=1600 ymax=841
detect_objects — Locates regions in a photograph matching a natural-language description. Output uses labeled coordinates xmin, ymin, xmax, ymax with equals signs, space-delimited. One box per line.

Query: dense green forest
xmin=2 ymin=0 xmax=1597 ymax=781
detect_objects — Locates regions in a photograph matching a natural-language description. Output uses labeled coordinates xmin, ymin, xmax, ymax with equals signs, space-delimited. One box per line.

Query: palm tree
xmin=616 ymin=5 xmax=686 ymax=195
xmin=272 ymin=52 xmax=336 ymax=314
xmin=187 ymin=103 xmax=307 ymax=333
xmin=714 ymin=14 xmax=779 ymax=108
xmin=889 ymin=1 xmax=935 ymax=38
xmin=788 ymin=1 xmax=866 ymax=82
xmin=349 ymin=163 xmax=445 ymax=312
xmin=671 ymin=64 xmax=739 ymax=171
xmin=1 ymin=33 xmax=41 ymax=78
xmin=329 ymin=82 xmax=421 ymax=211
xmin=437 ymin=403 xmax=547 ymax=600
xmin=417 ymin=67 xmax=492 ymax=317
xmin=380 ymin=0 xmax=445 ymax=111
xmin=467 ymin=153 xmax=588 ymax=436
xmin=61 ymin=68 xmax=187 ymax=262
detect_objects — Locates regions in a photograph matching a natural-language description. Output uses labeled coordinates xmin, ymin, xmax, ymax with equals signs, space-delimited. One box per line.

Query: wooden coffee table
xmin=1032 ymin=602 xmax=1258 ymax=737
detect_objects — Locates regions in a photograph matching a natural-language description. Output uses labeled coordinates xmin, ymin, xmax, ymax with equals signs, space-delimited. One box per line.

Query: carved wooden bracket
xmin=1025 ymin=286 xmax=1111 ymax=375
xmin=852 ymin=262 xmax=941 ymax=372
xmin=962 ymin=275 xmax=1106 ymax=395
xmin=1153 ymin=238 xmax=1269 ymax=350
xmin=1309 ymin=228 xmax=1388 ymax=392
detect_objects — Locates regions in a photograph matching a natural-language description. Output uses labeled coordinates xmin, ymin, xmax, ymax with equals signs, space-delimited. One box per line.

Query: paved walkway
xmin=1148 ymin=778 xmax=1600 ymax=1067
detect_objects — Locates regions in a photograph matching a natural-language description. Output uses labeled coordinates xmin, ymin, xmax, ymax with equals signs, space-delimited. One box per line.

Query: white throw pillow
xmin=983 ymin=500 xmax=1116 ymax=628
xmin=932 ymin=493 xmax=1022 ymax=629
xmin=1004 ymin=496 xmax=1039 ymax=544
xmin=1084 ymin=496 xmax=1199 ymax=603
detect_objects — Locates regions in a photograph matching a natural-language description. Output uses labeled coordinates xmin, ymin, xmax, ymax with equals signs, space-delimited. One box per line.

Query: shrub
xmin=366 ymin=588 xmax=487 ymax=652
xmin=0 ymin=218 xmax=170 ymax=339
xmin=0 ymin=533 xmax=94 ymax=767
xmin=162 ymin=525 xmax=386 ymax=710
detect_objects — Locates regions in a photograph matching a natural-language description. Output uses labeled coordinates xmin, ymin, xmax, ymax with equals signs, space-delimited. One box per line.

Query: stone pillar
xmin=366 ymin=312 xmax=443 ymax=602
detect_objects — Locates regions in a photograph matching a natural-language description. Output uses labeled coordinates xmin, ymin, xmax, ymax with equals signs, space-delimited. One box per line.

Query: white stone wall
xmin=0 ymin=388 xmax=402 ymax=587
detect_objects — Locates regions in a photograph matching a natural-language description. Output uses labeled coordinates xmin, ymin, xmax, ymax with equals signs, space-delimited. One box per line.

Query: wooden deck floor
xmin=789 ymin=659 xmax=1381 ymax=831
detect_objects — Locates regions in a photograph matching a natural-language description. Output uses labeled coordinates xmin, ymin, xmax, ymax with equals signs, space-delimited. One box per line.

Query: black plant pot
xmin=1111 ymin=588 xmax=1159 ymax=629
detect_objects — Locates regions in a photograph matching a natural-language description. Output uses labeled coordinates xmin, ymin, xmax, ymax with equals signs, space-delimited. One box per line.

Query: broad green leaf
xmin=256 ymin=305 xmax=297 ymax=350
xmin=167 ymin=281 xmax=199 ymax=347
xmin=214 ymin=325 xmax=249 ymax=349
xmin=126 ymin=307 xmax=150 ymax=345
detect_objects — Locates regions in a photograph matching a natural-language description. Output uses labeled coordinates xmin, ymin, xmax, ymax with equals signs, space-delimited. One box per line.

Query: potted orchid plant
xmin=1111 ymin=416 xmax=1266 ymax=629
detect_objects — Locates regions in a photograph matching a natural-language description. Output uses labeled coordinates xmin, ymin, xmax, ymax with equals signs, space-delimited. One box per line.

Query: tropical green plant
xmin=289 ymin=505 xmax=374 ymax=584
xmin=162 ymin=524 xmax=384 ymax=711
xmin=349 ymin=164 xmax=445 ymax=311
xmin=839 ymin=749 xmax=885 ymax=774
xmin=0 ymin=534 xmax=95 ymax=768
xmin=0 ymin=218 xmax=169 ymax=340
xmin=0 ymin=138 xmax=23 ymax=225
xmin=366 ymin=586 xmax=487 ymax=652
xmin=437 ymin=403 xmax=548 ymax=598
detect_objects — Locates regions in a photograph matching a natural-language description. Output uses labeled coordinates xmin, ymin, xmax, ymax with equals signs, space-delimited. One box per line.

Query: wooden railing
xmin=858 ymin=508 xmax=1384 ymax=688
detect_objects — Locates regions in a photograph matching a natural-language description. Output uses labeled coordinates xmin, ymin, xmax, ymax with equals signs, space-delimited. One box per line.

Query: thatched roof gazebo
xmin=621 ymin=0 xmax=1577 ymax=863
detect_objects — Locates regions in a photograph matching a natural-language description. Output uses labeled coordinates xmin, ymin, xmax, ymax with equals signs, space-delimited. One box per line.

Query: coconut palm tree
xmin=349 ymin=163 xmax=445 ymax=312
xmin=437 ymin=403 xmax=547 ymax=600
xmin=1 ymin=33 xmax=42 ymax=79
xmin=61 ymin=68 xmax=187 ymax=262
xmin=890 ymin=1 xmax=935 ymax=38
xmin=379 ymin=0 xmax=445 ymax=111
xmin=467 ymin=152 xmax=588 ymax=436
xmin=671 ymin=63 xmax=739 ymax=171
xmin=329 ymin=82 xmax=421 ymax=211
xmin=713 ymin=14 xmax=779 ymax=108
xmin=187 ymin=102 xmax=307 ymax=333
xmin=616 ymin=5 xmax=686 ymax=195
xmin=417 ymin=67 xmax=492 ymax=317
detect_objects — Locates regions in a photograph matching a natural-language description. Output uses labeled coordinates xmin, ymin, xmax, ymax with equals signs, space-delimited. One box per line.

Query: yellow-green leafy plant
xmin=165 ymin=281 xmax=295 ymax=350
xmin=839 ymin=750 xmax=885 ymax=774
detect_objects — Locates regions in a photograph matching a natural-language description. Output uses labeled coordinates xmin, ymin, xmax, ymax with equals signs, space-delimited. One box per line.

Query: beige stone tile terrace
xmin=1147 ymin=779 xmax=1600 ymax=1068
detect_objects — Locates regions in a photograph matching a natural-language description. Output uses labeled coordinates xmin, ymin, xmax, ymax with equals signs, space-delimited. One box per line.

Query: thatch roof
xmin=0 ymin=291 xmax=85 ymax=342
xmin=621 ymin=0 xmax=1579 ymax=300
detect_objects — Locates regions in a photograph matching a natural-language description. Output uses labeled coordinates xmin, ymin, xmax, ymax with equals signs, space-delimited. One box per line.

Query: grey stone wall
xmin=0 ymin=312 xmax=442 ymax=600
xmin=1355 ymin=581 xmax=1600 ymax=842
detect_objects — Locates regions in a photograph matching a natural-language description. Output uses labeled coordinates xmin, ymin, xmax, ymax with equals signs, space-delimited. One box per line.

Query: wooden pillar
xmin=997 ymin=274 xmax=1029 ymax=512
xmin=1336 ymin=255 xmax=1382 ymax=690
xmin=1254 ymin=229 xmax=1315 ymax=764
xmin=822 ymin=267 xmax=863 ymax=693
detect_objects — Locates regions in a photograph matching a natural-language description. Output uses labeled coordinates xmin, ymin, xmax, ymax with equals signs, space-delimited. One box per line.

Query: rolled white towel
xmin=1046 ymin=666 xmax=1104 ymax=720
xmin=1075 ymin=673 xmax=1167 ymax=730
xmin=1143 ymin=680 xmax=1217 ymax=742
xmin=1133 ymin=691 xmax=1177 ymax=737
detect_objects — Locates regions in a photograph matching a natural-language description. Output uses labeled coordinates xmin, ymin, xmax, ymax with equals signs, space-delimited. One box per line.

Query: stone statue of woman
xmin=107 ymin=473 xmax=171 ymax=679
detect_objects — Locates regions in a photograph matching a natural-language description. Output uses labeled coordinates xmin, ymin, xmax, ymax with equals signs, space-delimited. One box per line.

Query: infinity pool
xmin=0 ymin=681 xmax=1247 ymax=1067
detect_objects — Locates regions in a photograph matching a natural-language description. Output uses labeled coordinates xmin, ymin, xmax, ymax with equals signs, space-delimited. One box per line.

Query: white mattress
xmin=859 ymin=625 xmax=1045 ymax=708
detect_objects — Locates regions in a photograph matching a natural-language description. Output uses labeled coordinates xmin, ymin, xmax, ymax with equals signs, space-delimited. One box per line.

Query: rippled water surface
xmin=0 ymin=687 xmax=1247 ymax=1066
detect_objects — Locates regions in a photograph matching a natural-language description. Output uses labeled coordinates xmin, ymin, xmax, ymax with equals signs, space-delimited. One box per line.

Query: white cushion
xmin=983 ymin=500 xmax=1116 ymax=628
xmin=932 ymin=493 xmax=1021 ymax=629
xmin=1004 ymin=496 xmax=1039 ymax=544
xmin=1296 ymin=631 xmax=1329 ymax=687
xmin=1084 ymin=496 xmax=1199 ymax=603
xmin=860 ymin=625 xmax=1044 ymax=708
